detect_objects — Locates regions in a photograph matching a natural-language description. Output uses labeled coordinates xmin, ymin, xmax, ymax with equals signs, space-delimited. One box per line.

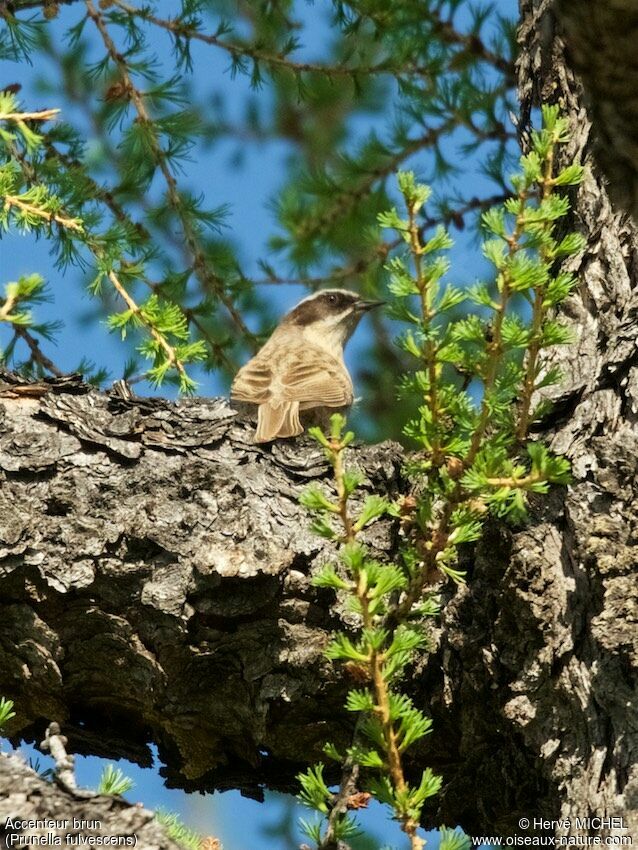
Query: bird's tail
xmin=255 ymin=401 xmax=302 ymax=443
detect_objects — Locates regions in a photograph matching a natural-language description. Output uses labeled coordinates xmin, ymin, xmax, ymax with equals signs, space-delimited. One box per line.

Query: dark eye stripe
xmin=323 ymin=292 xmax=355 ymax=309
xmin=284 ymin=291 xmax=358 ymax=326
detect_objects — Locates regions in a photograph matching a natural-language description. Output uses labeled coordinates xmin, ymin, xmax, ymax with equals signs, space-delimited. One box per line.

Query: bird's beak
xmin=355 ymin=299 xmax=386 ymax=312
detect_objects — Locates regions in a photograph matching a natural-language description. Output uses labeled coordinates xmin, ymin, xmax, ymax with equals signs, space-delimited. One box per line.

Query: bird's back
xmin=231 ymin=338 xmax=353 ymax=442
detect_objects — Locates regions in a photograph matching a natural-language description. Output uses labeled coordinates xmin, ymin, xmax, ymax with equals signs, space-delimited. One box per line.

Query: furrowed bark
xmin=555 ymin=0 xmax=638 ymax=222
xmin=1 ymin=0 xmax=638 ymax=836
xmin=422 ymin=0 xmax=637 ymax=834
xmin=0 ymin=373 xmax=403 ymax=798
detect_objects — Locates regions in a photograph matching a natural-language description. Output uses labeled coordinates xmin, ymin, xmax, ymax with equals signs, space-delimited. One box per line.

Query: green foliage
xmin=298 ymin=763 xmax=333 ymax=815
xmin=97 ymin=763 xmax=135 ymax=796
xmin=382 ymin=104 xmax=582 ymax=551
xmin=0 ymin=93 xmax=210 ymax=390
xmin=300 ymin=486 xmax=340 ymax=514
xmin=0 ymin=273 xmax=64 ymax=374
xmin=299 ymin=813 xmax=360 ymax=847
xmin=297 ymin=763 xmax=359 ymax=845
xmin=298 ymin=107 xmax=582 ymax=849
xmin=299 ymin=414 xmax=438 ymax=848
xmin=0 ymin=697 xmax=16 ymax=728
xmin=0 ymin=0 xmax=517 ymax=430
xmin=154 ymin=810 xmax=203 ymax=850
xmin=0 ymin=92 xmax=50 ymax=151
xmin=354 ymin=496 xmax=390 ymax=531
xmin=439 ymin=827 xmax=472 ymax=850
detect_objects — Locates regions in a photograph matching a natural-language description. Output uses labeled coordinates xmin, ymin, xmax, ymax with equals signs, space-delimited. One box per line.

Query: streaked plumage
xmin=231 ymin=289 xmax=382 ymax=443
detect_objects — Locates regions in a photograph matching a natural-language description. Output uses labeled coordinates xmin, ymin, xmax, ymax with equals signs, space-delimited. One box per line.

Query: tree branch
xmin=85 ymin=0 xmax=259 ymax=352
xmin=0 ymin=750 xmax=184 ymax=850
xmin=0 ymin=357 xmax=635 ymax=837
xmin=109 ymin=0 xmax=441 ymax=81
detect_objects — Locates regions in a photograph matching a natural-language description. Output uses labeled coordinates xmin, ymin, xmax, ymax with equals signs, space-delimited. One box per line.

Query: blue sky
xmin=1 ymin=0 xmax=517 ymax=400
xmin=1 ymin=0 xmax=515 ymax=846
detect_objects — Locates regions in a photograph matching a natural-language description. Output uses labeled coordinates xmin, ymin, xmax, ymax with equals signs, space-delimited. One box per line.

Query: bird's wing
xmin=231 ymin=355 xmax=272 ymax=404
xmin=231 ymin=345 xmax=353 ymax=408
xmin=279 ymin=349 xmax=353 ymax=407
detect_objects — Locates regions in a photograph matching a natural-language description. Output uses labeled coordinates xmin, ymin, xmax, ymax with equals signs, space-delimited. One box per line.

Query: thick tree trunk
xmin=1 ymin=0 xmax=637 ymax=839
xmin=555 ymin=0 xmax=638 ymax=222
xmin=429 ymin=0 xmax=637 ymax=835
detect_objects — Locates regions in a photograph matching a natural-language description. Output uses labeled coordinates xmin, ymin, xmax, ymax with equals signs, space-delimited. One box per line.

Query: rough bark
xmin=0 ymin=751 xmax=183 ymax=850
xmin=0 ymin=372 xmax=403 ymax=797
xmin=1 ymin=0 xmax=638 ymax=839
xmin=555 ymin=0 xmax=638 ymax=222
xmin=433 ymin=0 xmax=637 ymax=834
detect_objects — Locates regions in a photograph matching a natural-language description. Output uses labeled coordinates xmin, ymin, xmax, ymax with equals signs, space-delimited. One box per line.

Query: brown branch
xmin=14 ymin=326 xmax=66 ymax=377
xmin=319 ymin=754 xmax=359 ymax=850
xmin=85 ymin=0 xmax=258 ymax=352
xmin=40 ymin=140 xmax=236 ymax=371
xmin=107 ymin=269 xmax=189 ymax=385
xmin=110 ymin=0 xmax=436 ymax=81
xmin=1 ymin=108 xmax=60 ymax=122
xmin=429 ymin=7 xmax=515 ymax=80
xmin=2 ymin=194 xmax=84 ymax=231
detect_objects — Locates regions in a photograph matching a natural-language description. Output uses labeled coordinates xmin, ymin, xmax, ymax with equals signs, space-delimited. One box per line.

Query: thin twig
xmin=429 ymin=7 xmax=515 ymax=79
xmin=319 ymin=754 xmax=359 ymax=850
xmin=0 ymin=291 xmax=17 ymax=322
xmin=85 ymin=0 xmax=258 ymax=351
xmin=0 ymin=108 xmax=60 ymax=122
xmin=3 ymin=194 xmax=84 ymax=231
xmin=107 ymin=268 xmax=188 ymax=385
xmin=111 ymin=0 xmax=437 ymax=81
xmin=12 ymin=327 xmax=65 ymax=377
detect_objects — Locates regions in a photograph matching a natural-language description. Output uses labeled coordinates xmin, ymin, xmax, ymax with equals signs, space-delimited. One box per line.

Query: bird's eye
xmin=328 ymin=294 xmax=337 ymax=304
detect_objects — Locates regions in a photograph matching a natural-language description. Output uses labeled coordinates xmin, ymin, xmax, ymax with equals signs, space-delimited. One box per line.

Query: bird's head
xmin=280 ymin=289 xmax=385 ymax=350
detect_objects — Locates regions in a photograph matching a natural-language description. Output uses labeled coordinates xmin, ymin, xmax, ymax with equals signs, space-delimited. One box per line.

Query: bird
xmin=231 ymin=289 xmax=384 ymax=443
